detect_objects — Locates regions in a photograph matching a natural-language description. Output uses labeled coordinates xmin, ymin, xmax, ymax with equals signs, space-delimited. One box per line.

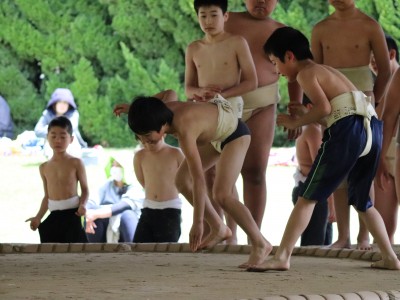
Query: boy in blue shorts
xmin=249 ymin=27 xmax=400 ymax=271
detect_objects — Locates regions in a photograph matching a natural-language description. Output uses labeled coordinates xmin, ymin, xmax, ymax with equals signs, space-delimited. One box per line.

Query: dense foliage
xmin=1 ymin=0 xmax=398 ymax=147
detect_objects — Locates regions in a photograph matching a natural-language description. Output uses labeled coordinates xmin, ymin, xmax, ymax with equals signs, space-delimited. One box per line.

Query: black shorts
xmin=221 ymin=120 xmax=250 ymax=150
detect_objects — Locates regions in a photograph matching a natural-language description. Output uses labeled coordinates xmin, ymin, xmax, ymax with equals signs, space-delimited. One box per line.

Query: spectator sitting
xmin=34 ymin=88 xmax=87 ymax=158
xmin=0 ymin=95 xmax=14 ymax=139
xmin=85 ymin=158 xmax=142 ymax=243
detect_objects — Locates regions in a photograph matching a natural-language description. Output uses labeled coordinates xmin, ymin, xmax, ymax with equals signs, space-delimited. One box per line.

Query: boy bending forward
xmin=249 ymin=27 xmax=400 ymax=271
xmin=114 ymin=90 xmax=271 ymax=267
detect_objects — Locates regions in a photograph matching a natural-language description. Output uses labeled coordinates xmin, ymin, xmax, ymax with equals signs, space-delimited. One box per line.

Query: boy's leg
xmin=357 ymin=207 xmax=400 ymax=270
xmin=213 ymin=136 xmax=272 ymax=266
xmin=396 ymin=145 xmax=400 ymax=205
xmin=175 ymin=145 xmax=232 ymax=247
xmin=241 ymin=105 xmax=275 ymax=228
xmin=248 ymin=197 xmax=317 ymax=271
xmin=330 ymin=187 xmax=351 ymax=248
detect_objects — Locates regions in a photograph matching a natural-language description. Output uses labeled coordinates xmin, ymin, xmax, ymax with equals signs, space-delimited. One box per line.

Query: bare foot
xmin=226 ymin=235 xmax=237 ymax=245
xmin=247 ymin=257 xmax=289 ymax=272
xmin=238 ymin=239 xmax=273 ymax=269
xmin=327 ymin=239 xmax=351 ymax=249
xmin=371 ymin=258 xmax=400 ymax=270
xmin=357 ymin=240 xmax=372 ymax=251
xmin=199 ymin=225 xmax=232 ymax=250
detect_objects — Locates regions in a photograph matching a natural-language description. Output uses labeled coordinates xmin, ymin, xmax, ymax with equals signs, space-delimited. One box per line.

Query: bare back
xmin=296 ymin=123 xmax=322 ymax=176
xmin=225 ymin=12 xmax=283 ymax=87
xmin=40 ymin=155 xmax=83 ymax=200
xmin=134 ymin=145 xmax=184 ymax=201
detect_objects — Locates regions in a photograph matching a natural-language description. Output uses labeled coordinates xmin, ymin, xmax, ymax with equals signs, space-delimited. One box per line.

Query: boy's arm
xmin=376 ymin=70 xmax=400 ymax=189
xmin=133 ymin=151 xmax=145 ymax=188
xmin=26 ymin=164 xmax=49 ymax=229
xmin=370 ymin=24 xmax=391 ymax=104
xmin=287 ymin=81 xmax=303 ymax=139
xmin=310 ymin=26 xmax=323 ymax=64
xmin=76 ymin=158 xmax=89 ymax=216
xmin=220 ymin=37 xmax=257 ymax=99
xmin=277 ymin=74 xmax=331 ymax=130
xmin=178 ymin=132 xmax=207 ymax=251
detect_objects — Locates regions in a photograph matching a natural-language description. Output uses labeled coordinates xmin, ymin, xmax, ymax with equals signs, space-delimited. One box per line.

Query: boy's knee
xmin=241 ymin=167 xmax=265 ymax=185
xmin=212 ymin=190 xmax=231 ymax=208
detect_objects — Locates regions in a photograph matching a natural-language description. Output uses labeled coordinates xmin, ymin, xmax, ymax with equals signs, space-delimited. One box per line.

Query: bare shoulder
xmin=187 ymin=39 xmax=202 ymax=51
xmin=70 ymin=156 xmax=84 ymax=168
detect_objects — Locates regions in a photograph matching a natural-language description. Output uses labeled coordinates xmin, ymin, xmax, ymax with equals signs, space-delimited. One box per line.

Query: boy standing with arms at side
xmin=133 ymin=135 xmax=184 ymax=243
xmin=249 ymin=27 xmax=400 ymax=271
xmin=311 ymin=0 xmax=390 ymax=250
xmin=224 ymin=0 xmax=302 ymax=230
xmin=114 ymin=90 xmax=271 ymax=267
xmin=27 ymin=116 xmax=88 ymax=243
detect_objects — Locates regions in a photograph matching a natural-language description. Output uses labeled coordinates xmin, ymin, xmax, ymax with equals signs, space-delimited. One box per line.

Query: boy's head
xmin=47 ymin=116 xmax=74 ymax=151
xmin=194 ymin=0 xmax=227 ymax=14
xmin=329 ymin=0 xmax=355 ymax=11
xmin=245 ymin=0 xmax=278 ymax=19
xmin=48 ymin=116 xmax=73 ymax=135
xmin=385 ymin=34 xmax=399 ymax=63
xmin=128 ymin=97 xmax=173 ymax=144
xmin=264 ymin=27 xmax=313 ymax=63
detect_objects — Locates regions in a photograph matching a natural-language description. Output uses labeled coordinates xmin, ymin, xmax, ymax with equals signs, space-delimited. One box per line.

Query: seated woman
xmin=85 ymin=158 xmax=142 ymax=243
xmin=0 ymin=95 xmax=14 ymax=139
xmin=34 ymin=88 xmax=87 ymax=158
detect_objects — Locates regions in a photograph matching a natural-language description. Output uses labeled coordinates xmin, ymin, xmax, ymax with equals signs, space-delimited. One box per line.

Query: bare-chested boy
xmin=114 ymin=90 xmax=271 ymax=267
xmin=27 ymin=116 xmax=88 ymax=243
xmin=185 ymin=0 xmax=257 ymax=243
xmin=249 ymin=26 xmax=400 ymax=271
xmin=225 ymin=0 xmax=302 ymax=229
xmin=133 ymin=135 xmax=184 ymax=243
xmin=311 ymin=0 xmax=390 ymax=250
xmin=371 ymin=35 xmax=399 ymax=243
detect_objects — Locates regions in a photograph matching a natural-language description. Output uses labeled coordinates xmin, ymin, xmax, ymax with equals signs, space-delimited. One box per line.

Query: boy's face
xmin=329 ymin=0 xmax=355 ymax=11
xmin=47 ymin=126 xmax=73 ymax=153
xmin=245 ymin=0 xmax=277 ymax=19
xmin=137 ymin=130 xmax=164 ymax=149
xmin=269 ymin=53 xmax=297 ymax=82
xmin=198 ymin=5 xmax=228 ymax=35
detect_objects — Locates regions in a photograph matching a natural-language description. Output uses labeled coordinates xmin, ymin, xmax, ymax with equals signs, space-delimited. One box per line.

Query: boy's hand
xmin=76 ymin=205 xmax=86 ymax=217
xmin=276 ymin=113 xmax=298 ymax=130
xmin=288 ymin=102 xmax=308 ymax=117
xmin=193 ymin=86 xmax=222 ymax=102
xmin=113 ymin=103 xmax=130 ymax=116
xmin=25 ymin=217 xmax=40 ymax=231
xmin=189 ymin=222 xmax=204 ymax=252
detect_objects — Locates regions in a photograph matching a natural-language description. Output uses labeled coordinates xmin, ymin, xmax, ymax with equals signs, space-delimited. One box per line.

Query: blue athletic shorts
xmin=299 ymin=115 xmax=382 ymax=212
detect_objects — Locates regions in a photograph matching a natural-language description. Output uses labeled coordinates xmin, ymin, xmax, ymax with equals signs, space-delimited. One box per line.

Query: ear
xmin=70 ymin=135 xmax=74 ymax=144
xmin=389 ymin=49 xmax=396 ymax=60
xmin=224 ymin=11 xmax=229 ymax=21
xmin=286 ymin=51 xmax=295 ymax=62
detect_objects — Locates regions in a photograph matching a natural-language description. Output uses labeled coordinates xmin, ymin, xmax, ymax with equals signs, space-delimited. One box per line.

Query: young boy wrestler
xmin=114 ymin=90 xmax=271 ymax=267
xmin=248 ymin=27 xmax=400 ymax=271
xmin=185 ymin=0 xmax=257 ymax=243
xmin=377 ymin=68 xmax=400 ymax=213
xmin=27 ymin=116 xmax=88 ymax=243
xmin=371 ymin=35 xmax=399 ymax=243
xmin=311 ymin=0 xmax=391 ymax=250
xmin=133 ymin=135 xmax=184 ymax=243
xmin=224 ymin=0 xmax=302 ymax=230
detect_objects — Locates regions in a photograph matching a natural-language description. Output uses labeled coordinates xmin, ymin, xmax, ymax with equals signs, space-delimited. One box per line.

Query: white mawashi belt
xmin=326 ymin=91 xmax=377 ymax=157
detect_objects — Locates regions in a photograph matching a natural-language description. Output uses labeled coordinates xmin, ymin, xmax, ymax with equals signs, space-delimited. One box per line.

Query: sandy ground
xmin=1 ymin=244 xmax=400 ymax=300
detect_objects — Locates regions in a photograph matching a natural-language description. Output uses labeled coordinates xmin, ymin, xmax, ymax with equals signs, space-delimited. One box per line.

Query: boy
xmin=371 ymin=35 xmax=399 ymax=243
xmin=292 ymin=95 xmax=334 ymax=246
xmin=133 ymin=135 xmax=184 ymax=243
xmin=186 ymin=0 xmax=257 ymax=116
xmin=248 ymin=27 xmax=400 ymax=271
xmin=27 ymin=116 xmax=88 ymax=243
xmin=224 ymin=0 xmax=302 ymax=229
xmin=114 ymin=90 xmax=271 ymax=267
xmin=186 ymin=0 xmax=257 ymax=243
xmin=311 ymin=0 xmax=390 ymax=250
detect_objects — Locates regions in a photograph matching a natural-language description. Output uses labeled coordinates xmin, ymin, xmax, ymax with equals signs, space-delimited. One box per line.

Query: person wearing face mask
xmin=34 ymin=88 xmax=87 ymax=158
xmin=85 ymin=158 xmax=142 ymax=243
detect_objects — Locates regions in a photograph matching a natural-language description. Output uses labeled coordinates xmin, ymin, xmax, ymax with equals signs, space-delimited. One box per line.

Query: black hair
xmin=194 ymin=0 xmax=227 ymax=14
xmin=385 ymin=34 xmax=399 ymax=62
xmin=48 ymin=116 xmax=73 ymax=135
xmin=264 ymin=27 xmax=313 ymax=62
xmin=128 ymin=96 xmax=173 ymax=135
